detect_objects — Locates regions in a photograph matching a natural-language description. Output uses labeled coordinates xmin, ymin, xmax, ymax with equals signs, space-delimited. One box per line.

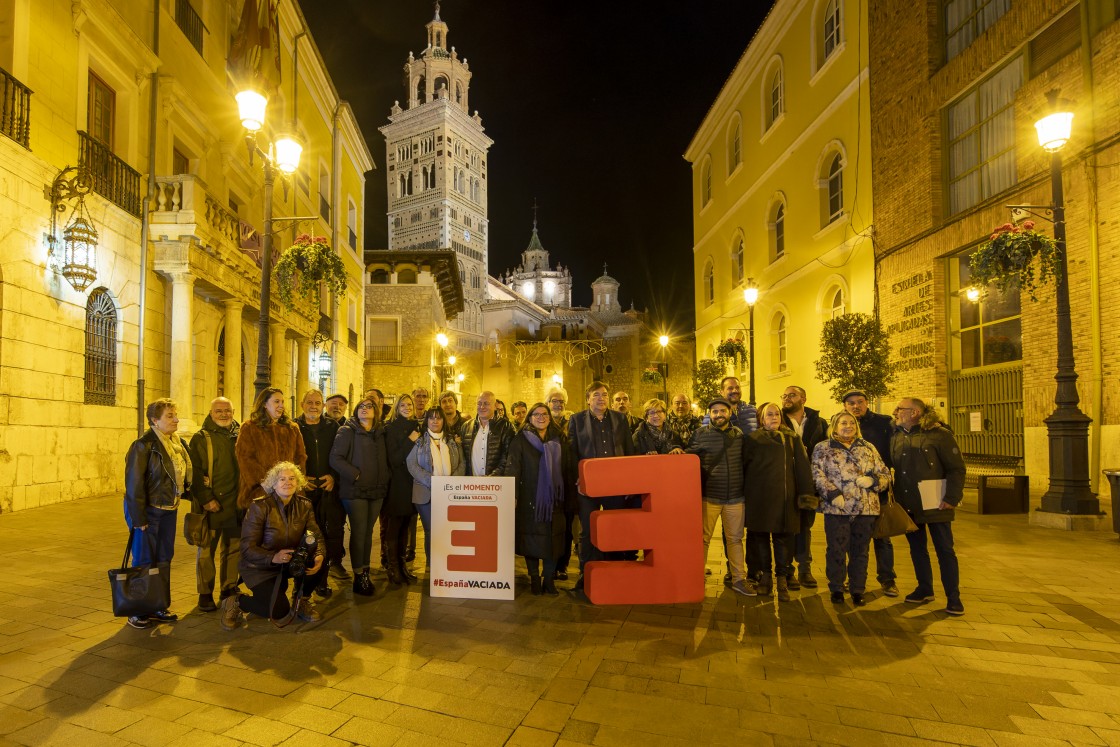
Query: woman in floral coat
xmin=811 ymin=412 xmax=892 ymax=607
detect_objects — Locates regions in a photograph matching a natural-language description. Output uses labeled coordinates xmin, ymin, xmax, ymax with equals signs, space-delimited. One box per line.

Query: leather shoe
xmin=149 ymin=610 xmax=178 ymax=623
xmin=198 ymin=594 xmax=217 ymax=612
xmin=799 ymin=572 xmax=818 ymax=589
xmin=542 ymin=578 xmax=559 ymax=596
xmin=786 ymin=573 xmax=801 ymax=591
xmin=830 ymin=591 xmax=845 ymax=603
xmin=851 ymin=592 xmax=866 ymax=607
xmin=554 ymin=570 xmax=568 ymax=581
xmin=530 ymin=576 xmax=542 ymax=595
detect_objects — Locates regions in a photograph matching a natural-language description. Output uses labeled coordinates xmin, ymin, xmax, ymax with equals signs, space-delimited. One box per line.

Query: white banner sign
xmin=430 ymin=476 xmax=515 ymax=600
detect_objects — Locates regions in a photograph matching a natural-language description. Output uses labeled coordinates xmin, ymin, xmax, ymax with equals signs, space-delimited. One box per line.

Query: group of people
xmin=120 ymin=375 xmax=966 ymax=632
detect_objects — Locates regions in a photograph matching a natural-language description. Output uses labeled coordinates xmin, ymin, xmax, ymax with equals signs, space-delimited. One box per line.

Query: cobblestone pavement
xmin=2 ymin=495 xmax=1120 ymax=747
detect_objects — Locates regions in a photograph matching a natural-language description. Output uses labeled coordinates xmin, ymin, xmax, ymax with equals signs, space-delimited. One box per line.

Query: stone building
xmin=364 ymin=9 xmax=693 ymax=412
xmin=868 ymin=1 xmax=1120 ymax=499
xmin=685 ymin=0 xmax=875 ymax=409
xmin=0 ymin=0 xmax=372 ymax=513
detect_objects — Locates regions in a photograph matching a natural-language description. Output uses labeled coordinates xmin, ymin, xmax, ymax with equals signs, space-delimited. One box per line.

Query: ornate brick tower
xmin=380 ymin=3 xmax=492 ymax=347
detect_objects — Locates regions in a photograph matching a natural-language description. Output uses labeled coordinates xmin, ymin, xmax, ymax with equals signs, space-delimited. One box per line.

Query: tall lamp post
xmin=1035 ymin=91 xmax=1097 ymax=515
xmin=743 ymin=279 xmax=759 ymax=406
xmin=235 ymin=87 xmax=303 ymax=400
xmin=657 ymin=335 xmax=670 ymax=403
xmin=435 ymin=331 xmax=451 ymax=393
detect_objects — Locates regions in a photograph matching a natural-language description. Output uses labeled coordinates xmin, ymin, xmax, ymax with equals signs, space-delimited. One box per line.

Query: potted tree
xmin=815 ymin=313 xmax=895 ymax=403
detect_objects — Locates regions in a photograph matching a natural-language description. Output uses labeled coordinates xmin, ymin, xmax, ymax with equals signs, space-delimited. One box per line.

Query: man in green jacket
xmin=890 ymin=397 xmax=966 ymax=616
xmin=188 ymin=397 xmax=241 ymax=612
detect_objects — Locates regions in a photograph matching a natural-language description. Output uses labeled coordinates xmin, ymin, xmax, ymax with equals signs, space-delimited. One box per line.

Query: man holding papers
xmin=890 ymin=397 xmax=967 ymax=616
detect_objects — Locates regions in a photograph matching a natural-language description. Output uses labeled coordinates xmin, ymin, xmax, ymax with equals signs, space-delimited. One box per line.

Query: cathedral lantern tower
xmin=504 ymin=208 xmax=572 ymax=309
xmin=379 ymin=2 xmax=492 ymax=344
xmin=591 ymin=265 xmax=621 ymax=314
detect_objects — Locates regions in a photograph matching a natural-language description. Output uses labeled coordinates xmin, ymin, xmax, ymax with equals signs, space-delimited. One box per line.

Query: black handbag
xmin=183 ymin=511 xmax=211 ymax=547
xmin=108 ymin=528 xmax=171 ymax=618
xmin=873 ymin=488 xmax=918 ymax=539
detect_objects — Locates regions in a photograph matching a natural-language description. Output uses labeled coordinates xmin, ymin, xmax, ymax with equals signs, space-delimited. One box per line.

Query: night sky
xmin=297 ymin=1 xmax=774 ymax=334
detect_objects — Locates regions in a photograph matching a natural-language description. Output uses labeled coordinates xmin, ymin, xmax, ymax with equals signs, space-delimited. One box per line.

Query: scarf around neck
xmin=522 ymin=429 xmax=563 ymax=522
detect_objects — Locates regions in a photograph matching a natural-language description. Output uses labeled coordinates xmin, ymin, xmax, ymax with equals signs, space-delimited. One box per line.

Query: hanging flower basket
xmin=274 ymin=234 xmax=348 ymax=310
xmin=968 ymin=221 xmax=1061 ymax=302
xmin=715 ymin=338 xmax=748 ymax=368
xmin=641 ymin=367 xmax=663 ymax=386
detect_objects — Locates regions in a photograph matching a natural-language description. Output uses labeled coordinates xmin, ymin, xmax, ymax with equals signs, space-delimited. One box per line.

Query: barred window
xmin=85 ymin=288 xmax=117 ymax=405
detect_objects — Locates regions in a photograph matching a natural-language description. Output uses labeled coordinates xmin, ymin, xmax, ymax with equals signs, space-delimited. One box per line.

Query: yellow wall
xmin=686 ymin=0 xmax=874 ymax=412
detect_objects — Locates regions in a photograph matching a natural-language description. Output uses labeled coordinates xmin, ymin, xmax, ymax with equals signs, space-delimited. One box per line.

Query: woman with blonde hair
xmin=221 ymin=462 xmax=324 ymax=629
xmin=236 ymin=387 xmax=307 ymax=508
xmin=811 ymin=411 xmax=891 ymax=606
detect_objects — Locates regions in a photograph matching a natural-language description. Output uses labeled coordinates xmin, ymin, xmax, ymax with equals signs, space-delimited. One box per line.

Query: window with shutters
xmin=366 ymin=318 xmax=400 ymax=362
xmin=1029 ymin=6 xmax=1080 ymax=78
xmin=85 ymin=289 xmax=117 ymax=405
xmin=88 ymin=72 xmax=115 ymax=149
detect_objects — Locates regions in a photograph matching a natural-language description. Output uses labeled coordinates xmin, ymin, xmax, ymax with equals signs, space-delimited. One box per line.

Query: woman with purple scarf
xmin=503 ymin=402 xmax=577 ymax=595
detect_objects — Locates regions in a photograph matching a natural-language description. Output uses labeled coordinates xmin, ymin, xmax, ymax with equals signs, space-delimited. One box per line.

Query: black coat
xmin=742 ymin=426 xmax=815 ymax=534
xmin=687 ymin=425 xmax=745 ymax=503
xmin=504 ymin=425 xmax=577 ymax=560
xmin=567 ymin=409 xmax=637 ymax=463
xmin=384 ymin=416 xmax=422 ymax=516
xmin=891 ymin=419 xmax=966 ymax=524
xmin=296 ymin=415 xmax=339 ymax=483
xmin=329 ymin=418 xmax=390 ymax=502
xmin=633 ymin=421 xmax=684 ymax=455
xmin=124 ymin=429 xmax=192 ymax=526
xmin=782 ymin=406 xmax=828 ymax=454
xmin=462 ymin=417 xmax=514 ymax=476
xmin=857 ymin=411 xmax=895 ymax=469
xmin=188 ymin=416 xmax=240 ymax=529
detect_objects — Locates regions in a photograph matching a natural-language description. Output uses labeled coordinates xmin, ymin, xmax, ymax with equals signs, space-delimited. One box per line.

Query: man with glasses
xmin=780 ymin=386 xmax=828 ymax=589
xmin=568 ymin=381 xmax=638 ymax=591
xmin=842 ymin=390 xmax=899 ymax=597
xmin=545 ymin=386 xmax=574 ymax=578
xmin=891 ymin=397 xmax=966 ymax=615
xmin=546 ymin=387 xmax=571 ymax=433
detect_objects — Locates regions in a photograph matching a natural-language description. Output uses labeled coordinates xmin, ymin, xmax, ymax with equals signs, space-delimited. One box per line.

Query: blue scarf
xmin=522 ymin=429 xmax=563 ymax=522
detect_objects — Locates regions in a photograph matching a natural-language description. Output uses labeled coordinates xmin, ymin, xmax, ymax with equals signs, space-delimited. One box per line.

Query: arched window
xmin=701 ymin=158 xmax=712 ymax=207
xmin=768 ymin=66 xmax=784 ymax=128
xmin=829 ymin=287 xmax=845 ymax=318
xmin=397 ymin=268 xmax=418 ymax=284
xmin=823 ymin=0 xmax=842 ymax=61
xmin=826 ymin=153 xmax=843 ymax=224
xmin=415 ymin=75 xmax=426 ymax=104
xmin=768 ymin=199 xmax=786 ymax=262
xmin=85 ymin=288 xmax=117 ymax=405
xmin=434 ymin=76 xmax=449 ymax=99
xmin=371 ymin=269 xmax=390 ymax=284
xmin=456 ymin=83 xmax=463 ymax=104
xmin=702 ymin=259 xmax=715 ymax=307
xmin=732 ymin=237 xmax=744 ymax=287
xmin=771 ymin=312 xmax=788 ymax=374
xmin=705 ymin=343 xmax=716 ymax=359
xmin=727 ymin=117 xmax=741 ymax=174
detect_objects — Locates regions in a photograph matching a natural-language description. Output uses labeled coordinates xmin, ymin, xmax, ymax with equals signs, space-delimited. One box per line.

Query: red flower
xmin=1023 ymin=220 xmax=1035 ymax=230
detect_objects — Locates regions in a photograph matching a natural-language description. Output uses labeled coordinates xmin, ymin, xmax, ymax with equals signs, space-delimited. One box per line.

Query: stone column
xmin=223 ymin=301 xmax=243 ymax=417
xmin=169 ymin=272 xmax=194 ymax=418
xmin=270 ymin=324 xmax=289 ymax=395
xmin=296 ymin=337 xmax=311 ymax=399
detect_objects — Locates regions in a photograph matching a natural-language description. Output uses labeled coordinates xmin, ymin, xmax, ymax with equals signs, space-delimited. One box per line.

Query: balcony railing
xmin=79 ymin=130 xmax=141 ymax=216
xmin=175 ymin=0 xmax=206 ymax=56
xmin=365 ymin=345 xmax=401 ymax=363
xmin=1 ymin=67 xmax=32 ymax=149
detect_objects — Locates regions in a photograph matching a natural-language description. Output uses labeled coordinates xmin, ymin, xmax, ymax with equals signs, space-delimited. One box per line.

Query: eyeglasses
xmin=530 ymin=411 xmax=550 ymax=418
xmin=779 ymin=393 xmax=798 ymax=399
xmin=646 ymin=410 xmax=665 ymax=418
xmin=548 ymin=398 xmax=565 ymax=404
xmin=357 ymin=402 xmax=376 ymax=410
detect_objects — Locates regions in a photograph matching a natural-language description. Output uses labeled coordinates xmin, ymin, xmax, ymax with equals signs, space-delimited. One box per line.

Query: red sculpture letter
xmin=447 ymin=505 xmax=498 ymax=572
xmin=580 ymin=454 xmax=704 ymax=605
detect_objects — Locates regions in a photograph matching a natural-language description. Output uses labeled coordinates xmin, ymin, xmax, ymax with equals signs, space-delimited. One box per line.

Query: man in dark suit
xmin=462 ymin=391 xmax=513 ymax=477
xmin=780 ymin=385 xmax=828 ymax=590
xmin=568 ymin=380 xmax=638 ymax=590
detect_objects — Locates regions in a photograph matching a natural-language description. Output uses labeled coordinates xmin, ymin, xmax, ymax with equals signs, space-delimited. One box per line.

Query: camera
xmin=288 ymin=530 xmax=318 ymax=577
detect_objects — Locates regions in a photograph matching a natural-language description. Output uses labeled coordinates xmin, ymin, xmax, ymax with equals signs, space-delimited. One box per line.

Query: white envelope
xmin=919 ymin=479 xmax=947 ymax=510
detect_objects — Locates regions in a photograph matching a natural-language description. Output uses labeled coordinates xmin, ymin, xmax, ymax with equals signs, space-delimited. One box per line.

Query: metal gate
xmin=947 ymin=364 xmax=1024 ymax=465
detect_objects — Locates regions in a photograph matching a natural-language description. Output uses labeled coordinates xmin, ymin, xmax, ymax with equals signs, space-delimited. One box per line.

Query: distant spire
xmin=603 ymin=263 xmax=608 ymax=276
xmin=433 ymin=1 xmax=441 ymax=21
xmin=532 ymin=198 xmax=539 ymax=232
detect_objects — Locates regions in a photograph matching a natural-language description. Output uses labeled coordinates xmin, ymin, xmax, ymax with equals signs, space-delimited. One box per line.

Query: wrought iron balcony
xmin=365 ymin=345 xmax=402 ymax=363
xmin=1 ymin=66 xmax=32 ymax=149
xmin=78 ymin=130 xmax=141 ymax=216
xmin=175 ymin=0 xmax=205 ymax=56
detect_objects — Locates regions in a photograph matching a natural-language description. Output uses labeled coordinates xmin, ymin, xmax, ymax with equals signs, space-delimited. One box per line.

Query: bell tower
xmin=380 ymin=2 xmax=492 ymax=345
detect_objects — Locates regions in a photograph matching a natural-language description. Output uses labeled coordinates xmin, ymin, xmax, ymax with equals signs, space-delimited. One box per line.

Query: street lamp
xmin=237 ymin=85 xmax=304 ymax=400
xmin=435 ymin=331 xmax=453 ymax=393
xmin=743 ymin=279 xmax=759 ymax=406
xmin=657 ymin=335 xmax=670 ymax=403
xmin=1034 ymin=91 xmax=1096 ymax=515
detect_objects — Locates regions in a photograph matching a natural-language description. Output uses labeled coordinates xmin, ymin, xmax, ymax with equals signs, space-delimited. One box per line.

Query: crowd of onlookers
xmin=120 ymin=376 xmax=966 ymax=631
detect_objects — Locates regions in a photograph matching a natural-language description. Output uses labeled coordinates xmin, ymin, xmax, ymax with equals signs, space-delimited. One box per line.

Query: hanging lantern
xmin=48 ymin=165 xmax=98 ymax=293
xmin=60 ymin=195 xmax=99 ymax=292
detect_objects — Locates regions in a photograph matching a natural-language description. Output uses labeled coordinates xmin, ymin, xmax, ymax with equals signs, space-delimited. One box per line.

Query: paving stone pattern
xmin=2 ymin=495 xmax=1120 ymax=746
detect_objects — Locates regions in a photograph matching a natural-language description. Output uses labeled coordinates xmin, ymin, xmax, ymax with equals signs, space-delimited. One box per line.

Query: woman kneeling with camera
xmin=221 ymin=462 xmax=325 ymax=630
